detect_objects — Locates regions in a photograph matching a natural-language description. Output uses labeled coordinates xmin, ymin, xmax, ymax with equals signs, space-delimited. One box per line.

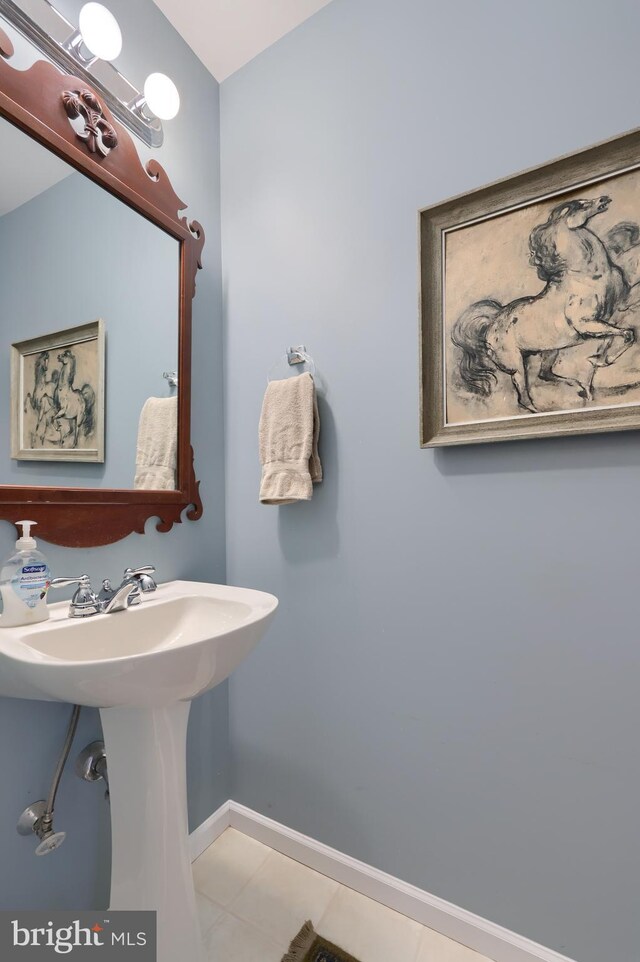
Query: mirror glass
xmin=0 ymin=114 xmax=180 ymax=491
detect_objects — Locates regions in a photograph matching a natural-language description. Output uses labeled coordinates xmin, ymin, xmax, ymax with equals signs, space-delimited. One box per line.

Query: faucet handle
xmin=49 ymin=575 xmax=100 ymax=618
xmin=124 ymin=566 xmax=157 ymax=593
xmin=50 ymin=575 xmax=92 ymax=590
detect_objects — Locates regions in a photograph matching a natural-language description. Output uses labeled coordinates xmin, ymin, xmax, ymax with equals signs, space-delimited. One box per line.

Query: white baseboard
xmin=189 ymin=800 xmax=230 ymax=861
xmin=190 ymin=801 xmax=577 ymax=962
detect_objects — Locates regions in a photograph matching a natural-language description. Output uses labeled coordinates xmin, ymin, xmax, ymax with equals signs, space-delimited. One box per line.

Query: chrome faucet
xmin=99 ymin=579 xmax=140 ymax=614
xmin=50 ymin=566 xmax=157 ymax=618
xmin=98 ymin=566 xmax=157 ymax=612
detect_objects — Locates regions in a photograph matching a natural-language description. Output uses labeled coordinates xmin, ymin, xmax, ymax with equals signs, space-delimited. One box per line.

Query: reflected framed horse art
xmin=11 ymin=320 xmax=104 ymax=462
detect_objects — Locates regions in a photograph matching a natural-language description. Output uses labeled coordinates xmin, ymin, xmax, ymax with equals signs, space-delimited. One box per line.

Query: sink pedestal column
xmin=100 ymin=701 xmax=205 ymax=962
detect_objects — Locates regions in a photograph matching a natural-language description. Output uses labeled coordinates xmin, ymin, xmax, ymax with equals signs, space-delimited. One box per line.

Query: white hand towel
xmin=134 ymin=396 xmax=178 ymax=490
xmin=259 ymin=372 xmax=322 ymax=504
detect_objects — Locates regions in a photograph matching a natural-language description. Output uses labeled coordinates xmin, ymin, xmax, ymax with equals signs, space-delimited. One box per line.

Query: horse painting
xmin=421 ymin=131 xmax=640 ymax=445
xmin=441 ymin=172 xmax=640 ymax=431
xmin=13 ymin=320 xmax=103 ymax=461
xmin=452 ymin=196 xmax=638 ymax=413
xmin=21 ymin=345 xmax=97 ymax=450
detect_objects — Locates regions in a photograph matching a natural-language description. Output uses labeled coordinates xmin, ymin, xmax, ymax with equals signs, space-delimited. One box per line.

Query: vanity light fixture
xmin=77 ymin=2 xmax=122 ymax=63
xmin=144 ymin=72 xmax=180 ymax=121
xmin=0 ymin=0 xmax=181 ymax=147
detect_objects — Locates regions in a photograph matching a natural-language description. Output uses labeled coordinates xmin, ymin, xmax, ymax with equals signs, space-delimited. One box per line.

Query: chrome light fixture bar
xmin=0 ymin=0 xmax=166 ymax=147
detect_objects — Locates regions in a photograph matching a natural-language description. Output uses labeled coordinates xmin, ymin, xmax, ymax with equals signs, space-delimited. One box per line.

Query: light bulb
xmin=78 ymin=3 xmax=122 ymax=62
xmin=144 ymin=73 xmax=180 ymax=120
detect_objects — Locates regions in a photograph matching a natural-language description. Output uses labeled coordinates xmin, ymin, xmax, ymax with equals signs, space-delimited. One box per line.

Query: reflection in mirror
xmin=0 ymin=115 xmax=180 ymax=490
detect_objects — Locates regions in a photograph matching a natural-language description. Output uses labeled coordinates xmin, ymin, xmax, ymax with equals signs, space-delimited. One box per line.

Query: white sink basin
xmin=0 ymin=580 xmax=277 ymax=707
xmin=0 ymin=579 xmax=277 ymax=962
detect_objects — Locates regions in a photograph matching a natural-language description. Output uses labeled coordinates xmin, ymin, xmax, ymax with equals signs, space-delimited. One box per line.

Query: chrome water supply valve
xmin=16 ymin=800 xmax=66 ymax=856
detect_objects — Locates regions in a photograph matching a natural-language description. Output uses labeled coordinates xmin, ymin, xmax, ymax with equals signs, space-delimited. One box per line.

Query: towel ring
xmin=268 ymin=346 xmax=316 ymax=382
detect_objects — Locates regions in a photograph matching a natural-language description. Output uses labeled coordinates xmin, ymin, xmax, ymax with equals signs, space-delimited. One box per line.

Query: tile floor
xmin=192 ymin=828 xmax=493 ymax=962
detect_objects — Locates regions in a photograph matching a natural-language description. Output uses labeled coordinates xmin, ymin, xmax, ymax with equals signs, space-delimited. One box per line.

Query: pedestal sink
xmin=0 ymin=580 xmax=278 ymax=962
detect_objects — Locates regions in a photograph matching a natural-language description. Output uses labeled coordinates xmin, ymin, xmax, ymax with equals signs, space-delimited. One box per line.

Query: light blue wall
xmin=0 ymin=0 xmax=226 ymax=910
xmin=0 ymin=169 xmax=178 ymax=488
xmin=221 ymin=2 xmax=640 ymax=960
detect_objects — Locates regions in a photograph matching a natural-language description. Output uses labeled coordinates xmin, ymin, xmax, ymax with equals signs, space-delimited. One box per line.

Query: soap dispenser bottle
xmin=0 ymin=520 xmax=51 ymax=627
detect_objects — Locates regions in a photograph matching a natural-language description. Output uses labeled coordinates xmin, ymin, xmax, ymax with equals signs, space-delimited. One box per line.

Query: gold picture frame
xmin=420 ymin=126 xmax=640 ymax=446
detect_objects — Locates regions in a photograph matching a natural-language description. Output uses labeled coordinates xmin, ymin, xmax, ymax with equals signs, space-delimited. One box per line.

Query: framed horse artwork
xmin=420 ymin=127 xmax=640 ymax=445
xmin=11 ymin=320 xmax=105 ymax=461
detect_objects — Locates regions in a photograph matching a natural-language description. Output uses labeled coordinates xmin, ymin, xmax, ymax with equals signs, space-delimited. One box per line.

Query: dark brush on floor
xmin=282 ymin=921 xmax=362 ymax=962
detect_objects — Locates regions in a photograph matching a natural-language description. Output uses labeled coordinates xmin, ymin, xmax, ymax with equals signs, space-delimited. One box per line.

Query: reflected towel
xmin=259 ymin=372 xmax=322 ymax=504
xmin=134 ymin=396 xmax=178 ymax=490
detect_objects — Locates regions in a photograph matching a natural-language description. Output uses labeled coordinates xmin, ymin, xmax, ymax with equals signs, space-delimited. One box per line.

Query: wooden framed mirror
xmin=0 ymin=27 xmax=203 ymax=547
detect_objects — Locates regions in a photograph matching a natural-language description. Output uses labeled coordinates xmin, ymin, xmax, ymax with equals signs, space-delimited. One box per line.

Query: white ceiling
xmin=0 ymin=117 xmax=72 ymax=217
xmin=151 ymin=0 xmax=334 ymax=82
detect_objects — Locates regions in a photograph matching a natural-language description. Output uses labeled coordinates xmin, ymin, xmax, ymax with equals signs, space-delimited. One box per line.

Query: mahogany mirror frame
xmin=0 ymin=28 xmax=204 ymax=547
